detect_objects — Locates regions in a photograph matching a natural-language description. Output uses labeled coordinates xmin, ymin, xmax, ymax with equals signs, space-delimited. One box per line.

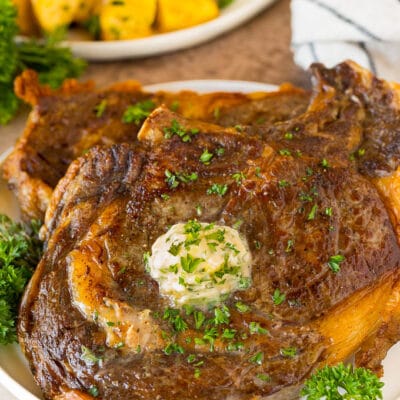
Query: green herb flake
xmin=272 ymin=289 xmax=286 ymax=305
xmin=307 ymin=204 xmax=318 ymax=221
xmin=207 ymin=183 xmax=228 ymax=196
xmin=181 ymin=254 xmax=204 ymax=273
xmin=321 ymin=158 xmax=330 ymax=169
xmin=164 ymin=342 xmax=185 ymax=355
xmin=88 ymin=385 xmax=99 ymax=397
xmin=280 ymin=346 xmax=297 ymax=358
xmin=221 ymin=328 xmax=236 ymax=340
xmin=256 ymin=373 xmax=271 ymax=382
xmin=249 ymin=351 xmax=264 ymax=365
xmin=249 ymin=322 xmax=268 ymax=335
xmin=80 ymin=345 xmax=102 ymax=365
xmin=200 ymin=149 xmax=214 ymax=164
xmin=213 ymin=305 xmax=230 ymax=325
xmin=163 ymin=119 xmax=198 ymax=142
xmin=94 ymin=99 xmax=107 ymax=117
xmin=284 ymin=132 xmax=293 ymax=140
xmin=235 ymin=301 xmax=250 ymax=313
xmin=285 ymin=239 xmax=294 ymax=253
xmin=194 ymin=311 xmax=206 ymax=330
xmin=255 ymin=167 xmax=262 ymax=178
xmin=279 ymin=149 xmax=292 ymax=156
xmin=232 ymin=172 xmax=246 ymax=185
xmin=216 ymin=147 xmax=225 ymax=156
xmin=194 ymin=368 xmax=201 ymax=378
xmin=122 ymin=99 xmax=155 ymax=124
xmin=143 ymin=251 xmax=151 ymax=272
xmin=328 ymin=254 xmax=345 ymax=273
xmin=300 ymin=363 xmax=384 ymax=400
xmin=278 ymin=179 xmax=290 ymax=188
xmin=161 ymin=193 xmax=170 ymax=201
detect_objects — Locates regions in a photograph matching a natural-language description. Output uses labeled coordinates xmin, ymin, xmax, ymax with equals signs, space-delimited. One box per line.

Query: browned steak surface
xmin=2 ymin=71 xmax=309 ymax=221
xmin=19 ymin=99 xmax=400 ymax=399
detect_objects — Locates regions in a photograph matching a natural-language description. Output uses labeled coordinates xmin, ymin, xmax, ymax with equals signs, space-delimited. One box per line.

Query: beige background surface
xmin=0 ymin=1 xmax=307 ymax=399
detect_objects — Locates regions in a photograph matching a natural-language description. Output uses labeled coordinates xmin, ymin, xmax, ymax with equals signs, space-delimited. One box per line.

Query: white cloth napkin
xmin=291 ymin=0 xmax=400 ymax=81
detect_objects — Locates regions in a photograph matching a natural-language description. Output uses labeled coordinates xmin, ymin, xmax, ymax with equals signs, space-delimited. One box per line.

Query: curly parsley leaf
xmin=0 ymin=215 xmax=42 ymax=345
xmin=301 ymin=363 xmax=383 ymax=400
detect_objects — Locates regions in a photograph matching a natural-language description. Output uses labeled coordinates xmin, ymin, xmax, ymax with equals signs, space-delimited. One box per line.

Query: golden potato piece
xmin=12 ymin=0 xmax=37 ymax=35
xmin=157 ymin=0 xmax=219 ymax=32
xmin=31 ymin=0 xmax=81 ymax=32
xmin=100 ymin=0 xmax=157 ymax=41
xmin=74 ymin=0 xmax=98 ymax=22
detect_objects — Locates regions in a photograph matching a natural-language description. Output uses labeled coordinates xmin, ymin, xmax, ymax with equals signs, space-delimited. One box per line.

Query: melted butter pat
xmin=149 ymin=221 xmax=252 ymax=306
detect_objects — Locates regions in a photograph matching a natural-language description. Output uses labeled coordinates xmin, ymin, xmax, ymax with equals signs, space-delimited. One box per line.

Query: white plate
xmin=64 ymin=0 xmax=277 ymax=61
xmin=0 ymin=80 xmax=399 ymax=400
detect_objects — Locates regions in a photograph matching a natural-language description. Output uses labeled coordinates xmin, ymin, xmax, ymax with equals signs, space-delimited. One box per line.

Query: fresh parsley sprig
xmin=0 ymin=215 xmax=42 ymax=345
xmin=0 ymin=0 xmax=86 ymax=125
xmin=301 ymin=363 xmax=383 ymax=399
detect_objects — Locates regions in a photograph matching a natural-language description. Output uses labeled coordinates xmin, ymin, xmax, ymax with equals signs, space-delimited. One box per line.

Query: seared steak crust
xmin=20 ymin=106 xmax=400 ymax=399
xmin=3 ymin=71 xmax=309 ymax=221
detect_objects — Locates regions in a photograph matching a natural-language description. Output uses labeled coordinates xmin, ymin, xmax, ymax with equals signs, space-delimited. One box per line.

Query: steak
xmin=18 ymin=61 xmax=400 ymax=400
xmin=2 ymin=70 xmax=309 ymax=221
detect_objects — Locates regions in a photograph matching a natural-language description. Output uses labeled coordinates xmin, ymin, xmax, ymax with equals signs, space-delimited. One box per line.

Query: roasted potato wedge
xmin=31 ymin=0 xmax=81 ymax=32
xmin=157 ymin=0 xmax=219 ymax=32
xmin=99 ymin=0 xmax=157 ymax=40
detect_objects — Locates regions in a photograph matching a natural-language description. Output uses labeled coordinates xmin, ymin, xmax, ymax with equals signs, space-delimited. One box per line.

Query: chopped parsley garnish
xmin=278 ymin=179 xmax=290 ymax=188
xmin=163 ymin=119 xmax=199 ymax=142
xmin=284 ymin=132 xmax=293 ymax=140
xmin=227 ymin=341 xmax=244 ymax=352
xmin=195 ymin=204 xmax=202 ymax=216
xmin=255 ymin=167 xmax=262 ymax=178
xmin=216 ymin=147 xmax=225 ymax=156
xmin=249 ymin=322 xmax=268 ymax=335
xmin=279 ymin=149 xmax=292 ymax=156
xmin=0 ymin=215 xmax=42 ymax=344
xmin=321 ymin=158 xmax=330 ymax=169
xmin=235 ymin=301 xmax=250 ymax=313
xmin=207 ymin=183 xmax=228 ymax=196
xmin=232 ymin=172 xmax=246 ymax=184
xmin=285 ymin=239 xmax=294 ymax=253
xmin=325 ymin=207 xmax=333 ymax=217
xmin=301 ymin=363 xmax=384 ymax=400
xmin=143 ymin=251 xmax=150 ymax=272
xmin=221 ymin=328 xmax=236 ymax=340
xmin=88 ymin=386 xmax=99 ymax=397
xmin=200 ymin=149 xmax=214 ymax=164
xmin=203 ymin=327 xmax=218 ymax=350
xmin=234 ymin=124 xmax=243 ymax=132
xmin=163 ymin=308 xmax=188 ymax=332
xmin=232 ymin=219 xmax=243 ymax=230
xmin=272 ymin=289 xmax=286 ymax=305
xmin=307 ymin=204 xmax=318 ymax=220
xmin=213 ymin=305 xmax=230 ymax=325
xmin=165 ymin=170 xmax=198 ymax=189
xmin=80 ymin=346 xmax=103 ymax=365
xmin=256 ymin=373 xmax=271 ymax=382
xmin=254 ymin=240 xmax=262 ymax=249
xmin=164 ymin=342 xmax=185 ymax=355
xmin=249 ymin=351 xmax=264 ymax=365
xmin=280 ymin=346 xmax=297 ymax=358
xmin=328 ymin=254 xmax=345 ymax=273
xmin=122 ymin=99 xmax=155 ymax=124
xmin=238 ymin=277 xmax=251 ymax=289
xmin=161 ymin=193 xmax=170 ymax=201
xmin=94 ymin=99 xmax=107 ymax=117
xmin=205 ymin=229 xmax=225 ymax=243
xmin=194 ymin=311 xmax=206 ymax=330
xmin=181 ymin=254 xmax=204 ymax=273
xmin=169 ymin=242 xmax=182 ymax=256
